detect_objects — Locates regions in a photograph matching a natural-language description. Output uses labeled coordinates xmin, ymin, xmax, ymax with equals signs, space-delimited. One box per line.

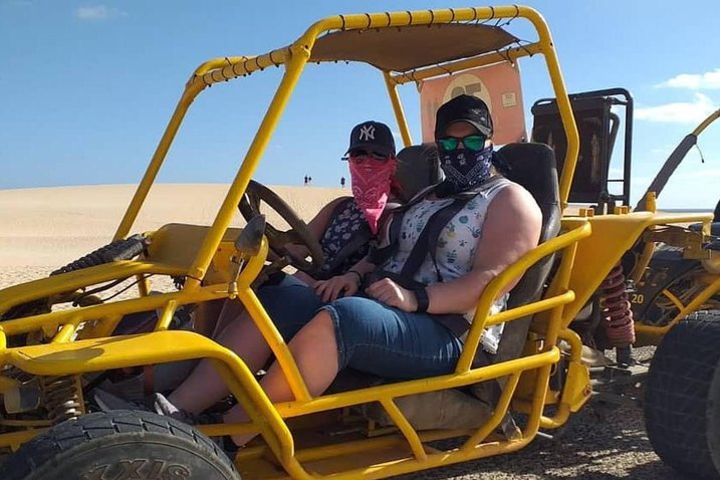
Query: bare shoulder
xmin=489 ymin=182 xmax=542 ymax=225
xmin=315 ymin=196 xmax=351 ymax=219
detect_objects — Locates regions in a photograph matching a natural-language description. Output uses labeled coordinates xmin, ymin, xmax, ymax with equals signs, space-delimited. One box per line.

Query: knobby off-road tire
xmin=645 ymin=311 xmax=720 ymax=479
xmin=0 ymin=410 xmax=240 ymax=480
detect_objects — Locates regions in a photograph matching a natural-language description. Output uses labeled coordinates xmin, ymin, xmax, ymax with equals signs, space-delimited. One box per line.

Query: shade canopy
xmin=309 ymin=23 xmax=520 ymax=73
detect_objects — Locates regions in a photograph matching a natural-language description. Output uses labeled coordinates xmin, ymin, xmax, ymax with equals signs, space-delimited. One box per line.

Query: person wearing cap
xmin=209 ymin=95 xmax=542 ymax=446
xmin=93 ymin=121 xmax=404 ymax=427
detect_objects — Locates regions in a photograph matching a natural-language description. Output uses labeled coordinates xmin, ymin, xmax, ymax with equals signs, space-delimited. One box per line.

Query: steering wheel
xmin=238 ymin=180 xmax=325 ymax=276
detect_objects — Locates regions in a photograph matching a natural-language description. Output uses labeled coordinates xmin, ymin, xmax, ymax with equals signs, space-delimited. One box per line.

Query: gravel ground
xmin=398 ymin=401 xmax=683 ymax=480
xmin=0 ymin=269 xmax=688 ymax=480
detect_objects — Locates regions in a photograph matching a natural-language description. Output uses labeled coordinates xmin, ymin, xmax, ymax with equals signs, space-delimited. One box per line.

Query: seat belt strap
xmin=399 ymin=197 xmax=472 ymax=281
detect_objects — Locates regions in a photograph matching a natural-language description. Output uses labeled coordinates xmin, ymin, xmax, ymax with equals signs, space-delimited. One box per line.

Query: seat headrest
xmin=394 ymin=143 xmax=443 ymax=204
xmin=496 ymin=143 xmax=559 ymax=209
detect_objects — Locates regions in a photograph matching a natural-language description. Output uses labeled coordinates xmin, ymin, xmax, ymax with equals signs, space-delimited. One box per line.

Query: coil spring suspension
xmin=40 ymin=375 xmax=85 ymax=424
xmin=600 ymin=263 xmax=636 ymax=347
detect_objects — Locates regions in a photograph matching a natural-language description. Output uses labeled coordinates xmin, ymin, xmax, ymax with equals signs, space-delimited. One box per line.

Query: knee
xmin=289 ymin=311 xmax=337 ymax=353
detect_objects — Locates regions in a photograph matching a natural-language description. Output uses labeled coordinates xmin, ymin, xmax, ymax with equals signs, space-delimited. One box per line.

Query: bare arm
xmin=286 ymin=196 xmax=350 ymax=284
xmin=307 ymin=196 xmax=350 ymax=241
xmin=367 ymin=184 xmax=542 ymax=313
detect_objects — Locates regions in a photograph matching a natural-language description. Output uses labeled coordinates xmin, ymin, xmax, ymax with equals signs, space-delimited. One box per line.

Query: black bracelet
xmin=413 ymin=286 xmax=429 ymax=313
xmin=347 ymin=270 xmax=363 ymax=285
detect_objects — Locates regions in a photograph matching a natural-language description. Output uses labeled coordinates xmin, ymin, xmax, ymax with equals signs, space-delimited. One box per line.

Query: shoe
xmin=93 ymin=389 xmax=222 ymax=425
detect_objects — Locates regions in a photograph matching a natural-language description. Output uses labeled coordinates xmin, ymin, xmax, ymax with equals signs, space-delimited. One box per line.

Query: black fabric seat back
xmin=491 ymin=142 xmax=561 ymax=363
xmin=394 ymin=144 xmax=443 ymax=204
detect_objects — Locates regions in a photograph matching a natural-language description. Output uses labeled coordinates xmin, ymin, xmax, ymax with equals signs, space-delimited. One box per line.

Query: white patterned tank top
xmin=383 ymin=177 xmax=512 ymax=284
xmin=381 ymin=177 xmax=513 ymax=352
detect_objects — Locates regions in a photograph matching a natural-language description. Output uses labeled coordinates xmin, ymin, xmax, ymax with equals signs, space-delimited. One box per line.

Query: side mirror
xmin=228 ymin=214 xmax=266 ymax=298
xmin=235 ymin=214 xmax=266 ymax=257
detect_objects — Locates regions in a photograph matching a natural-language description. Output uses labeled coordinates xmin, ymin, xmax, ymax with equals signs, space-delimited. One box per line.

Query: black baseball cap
xmin=346 ymin=121 xmax=396 ymax=157
xmin=434 ymin=94 xmax=493 ymax=139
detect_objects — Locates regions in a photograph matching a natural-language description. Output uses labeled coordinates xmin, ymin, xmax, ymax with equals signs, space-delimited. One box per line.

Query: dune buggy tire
xmin=0 ymin=410 xmax=240 ymax=480
xmin=644 ymin=311 xmax=720 ymax=479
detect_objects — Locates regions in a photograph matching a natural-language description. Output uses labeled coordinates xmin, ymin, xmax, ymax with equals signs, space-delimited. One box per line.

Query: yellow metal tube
xmin=629 ymin=240 xmax=656 ymax=284
xmin=52 ymin=321 xmax=79 ymax=344
xmin=156 ymin=299 xmax=177 ymax=331
xmin=457 ymin=221 xmax=591 ymax=373
xmin=540 ymin=328 xmax=583 ymax=429
xmin=637 ymin=276 xmax=720 ymax=335
xmin=693 ymin=108 xmax=720 ymax=136
xmin=186 ymin=47 xmax=311 ymax=287
xmin=0 ymin=261 xmax=184 ymax=315
xmin=273 ymin=348 xmax=559 ymax=418
xmin=391 ymin=43 xmax=543 ymax=86
xmin=520 ymin=9 xmax=578 ymax=210
xmin=0 ymin=285 xmax=226 ymax=336
xmin=113 ymin=86 xmax=204 ymax=240
xmin=384 ymin=72 xmax=413 ymax=147
xmin=486 ymin=291 xmax=575 ymax=326
xmin=462 ymin=373 xmax=521 ymax=448
xmin=237 ymin=286 xmax=311 ymax=402
xmin=379 ymin=398 xmax=427 ymax=461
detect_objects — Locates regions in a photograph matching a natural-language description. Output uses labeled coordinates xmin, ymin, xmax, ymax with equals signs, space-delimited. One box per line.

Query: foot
xmin=93 ymin=389 xmax=221 ymax=425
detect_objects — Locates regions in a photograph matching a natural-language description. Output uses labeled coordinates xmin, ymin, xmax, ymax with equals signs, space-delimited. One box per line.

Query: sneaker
xmin=93 ymin=389 xmax=222 ymax=425
xmin=150 ymin=393 xmax=223 ymax=425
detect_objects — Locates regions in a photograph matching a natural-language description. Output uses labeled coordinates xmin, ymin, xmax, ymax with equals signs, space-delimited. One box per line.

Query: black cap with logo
xmin=434 ymin=94 xmax=493 ymax=139
xmin=346 ymin=121 xmax=396 ymax=157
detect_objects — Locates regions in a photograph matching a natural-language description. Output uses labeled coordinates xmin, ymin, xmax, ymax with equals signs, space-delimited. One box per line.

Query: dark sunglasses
xmin=342 ymin=149 xmax=391 ymax=162
xmin=437 ymin=134 xmax=487 ymax=152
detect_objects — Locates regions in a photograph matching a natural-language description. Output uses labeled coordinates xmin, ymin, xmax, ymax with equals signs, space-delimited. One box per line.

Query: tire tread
xmin=645 ymin=311 xmax=720 ymax=479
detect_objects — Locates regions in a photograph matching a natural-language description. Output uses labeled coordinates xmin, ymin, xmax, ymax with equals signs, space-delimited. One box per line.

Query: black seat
xmin=394 ymin=144 xmax=443 ymax=203
xmin=328 ymin=143 xmax=563 ymax=430
xmin=490 ymin=142 xmax=561 ymax=364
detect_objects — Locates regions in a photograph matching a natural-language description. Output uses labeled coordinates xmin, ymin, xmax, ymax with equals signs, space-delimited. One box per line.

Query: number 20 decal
xmin=631 ymin=293 xmax=645 ymax=304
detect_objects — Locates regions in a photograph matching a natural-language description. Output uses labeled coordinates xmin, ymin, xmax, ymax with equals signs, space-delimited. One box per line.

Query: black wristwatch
xmin=347 ymin=270 xmax=363 ymax=286
xmin=413 ymin=286 xmax=429 ymax=313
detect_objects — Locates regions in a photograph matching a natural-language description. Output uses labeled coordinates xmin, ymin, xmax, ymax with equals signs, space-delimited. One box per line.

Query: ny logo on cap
xmin=358 ymin=124 xmax=375 ymax=141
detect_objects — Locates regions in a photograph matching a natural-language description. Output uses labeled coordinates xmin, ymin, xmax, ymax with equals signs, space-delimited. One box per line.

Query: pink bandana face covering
xmin=348 ymin=156 xmax=396 ymax=235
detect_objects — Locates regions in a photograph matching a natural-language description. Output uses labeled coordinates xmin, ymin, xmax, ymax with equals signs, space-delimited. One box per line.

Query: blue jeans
xmin=257 ymin=277 xmax=463 ymax=380
xmin=256 ymin=275 xmax=325 ymax=341
xmin=322 ymin=297 xmax=463 ymax=379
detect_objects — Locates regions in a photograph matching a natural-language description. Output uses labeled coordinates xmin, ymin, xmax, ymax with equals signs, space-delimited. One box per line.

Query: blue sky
xmin=1 ymin=1 xmax=719 ymax=209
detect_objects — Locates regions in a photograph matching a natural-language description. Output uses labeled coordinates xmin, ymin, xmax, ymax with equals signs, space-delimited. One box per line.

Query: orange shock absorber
xmin=600 ymin=263 xmax=636 ymax=347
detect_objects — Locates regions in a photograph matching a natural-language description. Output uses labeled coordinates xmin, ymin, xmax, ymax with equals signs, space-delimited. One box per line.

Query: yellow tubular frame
xmin=0 ymin=6 xmax=586 ymax=478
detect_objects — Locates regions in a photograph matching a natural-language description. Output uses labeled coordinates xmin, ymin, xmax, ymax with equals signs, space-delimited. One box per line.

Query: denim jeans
xmin=322 ymin=297 xmax=463 ymax=379
xmin=255 ymin=274 xmax=325 ymax=341
xmin=258 ymin=277 xmax=463 ymax=380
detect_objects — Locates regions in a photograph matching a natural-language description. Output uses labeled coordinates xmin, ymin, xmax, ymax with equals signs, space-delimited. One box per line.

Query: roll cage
xmin=0 ymin=6 xmax=605 ymax=479
xmin=113 ymin=6 xmax=580 ymax=291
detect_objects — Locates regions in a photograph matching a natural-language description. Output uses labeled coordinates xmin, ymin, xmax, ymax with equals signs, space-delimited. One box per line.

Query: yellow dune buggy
xmin=1 ymin=5 xmax=718 ymax=480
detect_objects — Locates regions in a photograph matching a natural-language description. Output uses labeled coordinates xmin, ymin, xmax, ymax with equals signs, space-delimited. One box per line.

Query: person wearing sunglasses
xmin=200 ymin=94 xmax=543 ymax=447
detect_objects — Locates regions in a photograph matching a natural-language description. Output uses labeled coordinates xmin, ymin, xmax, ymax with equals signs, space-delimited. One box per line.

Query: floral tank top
xmin=318 ymin=198 xmax=371 ymax=277
xmin=381 ymin=177 xmax=512 ymax=352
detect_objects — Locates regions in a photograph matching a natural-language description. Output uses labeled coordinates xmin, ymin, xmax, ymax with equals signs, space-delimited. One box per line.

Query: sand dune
xmin=0 ymin=184 xmax=346 ymax=271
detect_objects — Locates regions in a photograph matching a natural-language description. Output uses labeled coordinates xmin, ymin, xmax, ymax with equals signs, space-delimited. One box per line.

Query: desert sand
xmin=0 ymin=184 xmax=345 ymax=288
